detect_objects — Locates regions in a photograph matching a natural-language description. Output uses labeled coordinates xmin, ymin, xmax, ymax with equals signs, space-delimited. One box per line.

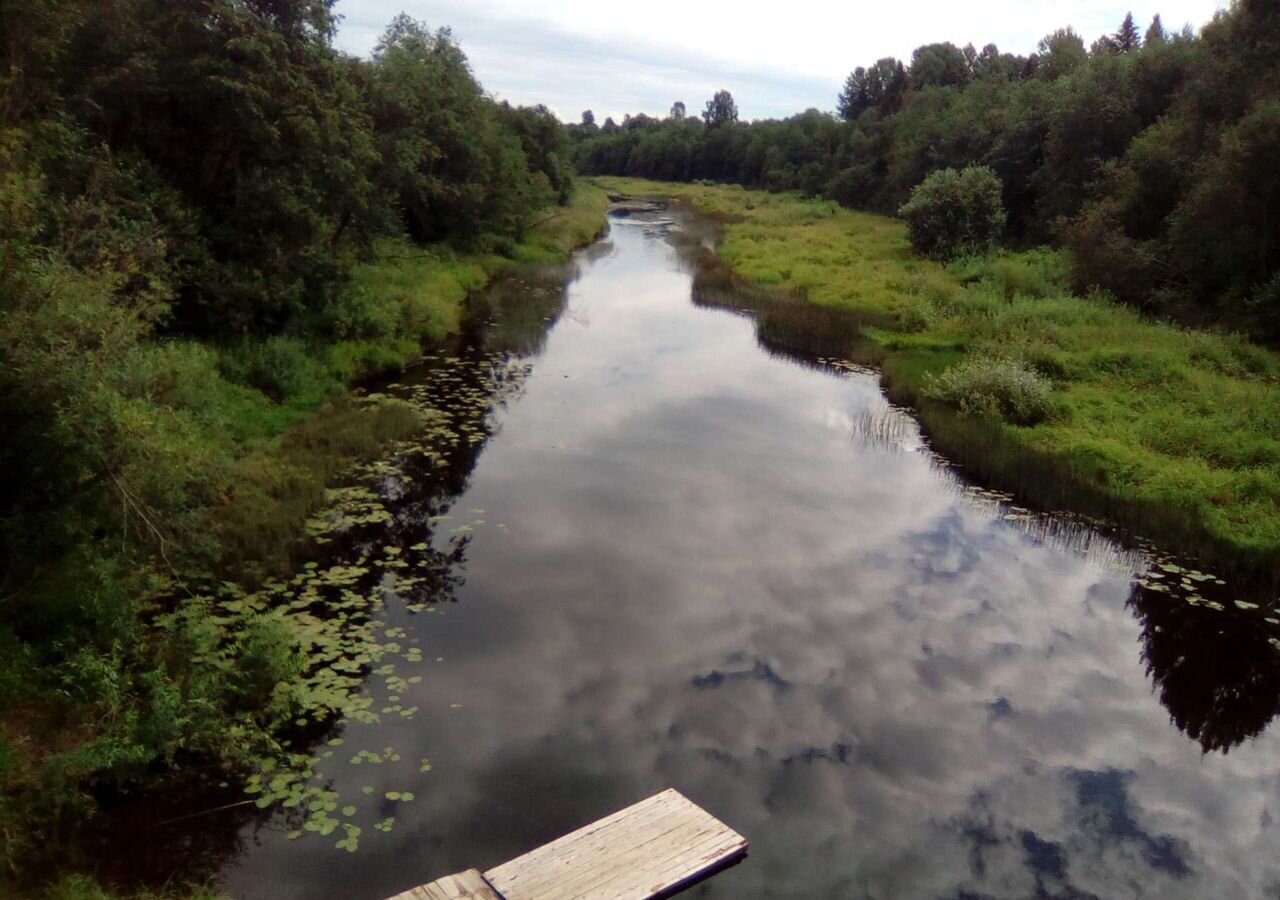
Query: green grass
xmin=202 ymin=183 xmax=609 ymax=576
xmin=602 ymin=177 xmax=1280 ymax=584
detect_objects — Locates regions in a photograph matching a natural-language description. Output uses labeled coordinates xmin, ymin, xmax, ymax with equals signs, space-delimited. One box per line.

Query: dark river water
xmin=158 ymin=213 xmax=1280 ymax=899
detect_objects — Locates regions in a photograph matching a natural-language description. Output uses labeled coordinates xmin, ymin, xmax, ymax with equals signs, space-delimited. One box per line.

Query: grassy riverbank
xmin=599 ymin=177 xmax=1280 ymax=585
xmin=210 ymin=184 xmax=609 ymax=579
xmin=0 ymin=186 xmax=608 ymax=890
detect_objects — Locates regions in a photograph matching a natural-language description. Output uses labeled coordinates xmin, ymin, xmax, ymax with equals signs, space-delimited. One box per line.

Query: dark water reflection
xmin=212 ymin=216 xmax=1280 ymax=899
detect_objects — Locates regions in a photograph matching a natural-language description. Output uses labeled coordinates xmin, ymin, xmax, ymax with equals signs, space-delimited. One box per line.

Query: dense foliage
xmin=898 ymin=166 xmax=1006 ymax=259
xmin=572 ymin=0 xmax=1280 ymax=341
xmin=0 ymin=1 xmax=581 ymax=877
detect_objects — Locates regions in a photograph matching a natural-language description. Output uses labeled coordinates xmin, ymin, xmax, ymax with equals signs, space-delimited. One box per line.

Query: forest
xmin=572 ymin=0 xmax=1280 ymax=342
xmin=0 ymin=2 xmax=599 ymax=891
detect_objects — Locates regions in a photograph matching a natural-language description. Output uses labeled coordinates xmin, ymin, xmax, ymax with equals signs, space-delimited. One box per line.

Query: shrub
xmin=321 ymin=285 xmax=400 ymax=340
xmin=899 ymin=166 xmax=1007 ymax=259
xmin=1246 ymin=273 xmax=1280 ymax=347
xmin=950 ymin=249 xmax=1071 ymax=301
xmin=924 ymin=356 xmax=1052 ymax=424
xmin=218 ymin=337 xmax=329 ymax=403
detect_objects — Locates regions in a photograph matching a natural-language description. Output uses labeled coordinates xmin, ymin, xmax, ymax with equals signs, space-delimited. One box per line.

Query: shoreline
xmin=605 ymin=176 xmax=1280 ymax=590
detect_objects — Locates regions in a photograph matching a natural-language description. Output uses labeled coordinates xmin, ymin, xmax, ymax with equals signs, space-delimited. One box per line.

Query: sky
xmin=332 ymin=0 xmax=1229 ymax=122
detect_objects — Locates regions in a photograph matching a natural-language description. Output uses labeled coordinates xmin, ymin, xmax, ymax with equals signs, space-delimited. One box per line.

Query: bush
xmin=950 ymin=249 xmax=1071 ymax=301
xmin=924 ymin=356 xmax=1052 ymax=424
xmin=898 ymin=166 xmax=1007 ymax=259
xmin=1246 ymin=273 xmax=1280 ymax=346
xmin=218 ymin=337 xmax=329 ymax=403
xmin=320 ymin=285 xmax=400 ymax=340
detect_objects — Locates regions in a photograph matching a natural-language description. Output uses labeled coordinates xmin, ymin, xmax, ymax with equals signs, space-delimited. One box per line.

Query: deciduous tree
xmin=703 ymin=90 xmax=738 ymax=127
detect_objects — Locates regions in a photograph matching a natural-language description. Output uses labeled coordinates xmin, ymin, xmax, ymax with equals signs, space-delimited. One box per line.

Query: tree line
xmin=571 ymin=0 xmax=1280 ymax=343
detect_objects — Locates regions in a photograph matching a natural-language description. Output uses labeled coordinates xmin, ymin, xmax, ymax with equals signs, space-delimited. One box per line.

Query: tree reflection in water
xmin=1129 ymin=580 xmax=1280 ymax=753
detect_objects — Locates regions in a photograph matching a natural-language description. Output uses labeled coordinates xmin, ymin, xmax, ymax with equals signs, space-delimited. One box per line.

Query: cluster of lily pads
xmin=209 ymin=350 xmax=536 ymax=853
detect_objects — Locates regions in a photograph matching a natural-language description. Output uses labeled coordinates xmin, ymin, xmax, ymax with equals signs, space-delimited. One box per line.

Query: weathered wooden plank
xmin=578 ymin=821 xmax=743 ymax=898
xmin=484 ymin=788 xmax=747 ymax=900
xmin=482 ymin=792 xmax=686 ymax=887
xmin=496 ymin=806 xmax=720 ymax=897
xmin=387 ymin=868 xmax=503 ymax=900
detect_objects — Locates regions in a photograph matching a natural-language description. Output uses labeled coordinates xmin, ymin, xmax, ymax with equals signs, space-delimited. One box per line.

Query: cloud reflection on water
xmin=222 ymin=219 xmax=1280 ymax=900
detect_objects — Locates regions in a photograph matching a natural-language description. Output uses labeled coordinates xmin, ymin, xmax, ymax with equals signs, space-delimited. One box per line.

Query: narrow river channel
xmin=164 ymin=211 xmax=1280 ymax=898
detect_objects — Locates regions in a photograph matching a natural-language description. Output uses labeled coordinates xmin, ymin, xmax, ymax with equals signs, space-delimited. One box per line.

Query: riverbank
xmin=210 ymin=185 xmax=610 ymax=581
xmin=0 ymin=186 xmax=608 ymax=896
xmin=597 ymin=178 xmax=1280 ymax=587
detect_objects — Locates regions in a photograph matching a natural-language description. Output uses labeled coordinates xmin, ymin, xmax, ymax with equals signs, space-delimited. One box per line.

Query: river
xmin=128 ymin=209 xmax=1280 ymax=899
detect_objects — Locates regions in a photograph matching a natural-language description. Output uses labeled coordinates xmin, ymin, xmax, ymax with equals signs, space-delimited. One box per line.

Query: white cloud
xmin=333 ymin=0 xmax=1227 ymax=120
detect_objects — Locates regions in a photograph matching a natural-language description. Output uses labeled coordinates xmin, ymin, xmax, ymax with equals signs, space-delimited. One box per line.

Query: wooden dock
xmin=387 ymin=789 xmax=747 ymax=900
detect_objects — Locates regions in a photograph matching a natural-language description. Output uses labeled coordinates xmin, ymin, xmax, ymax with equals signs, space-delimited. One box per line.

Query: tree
xmin=1036 ymin=28 xmax=1088 ymax=80
xmin=1145 ymin=14 xmax=1167 ymax=46
xmin=624 ymin=112 xmax=659 ymax=131
xmin=1116 ymin=13 xmax=1142 ymax=52
xmin=703 ymin=90 xmax=738 ymax=127
xmin=581 ymin=109 xmax=595 ymax=127
xmin=497 ymin=102 xmax=574 ymax=204
xmin=59 ymin=0 xmax=386 ymax=334
xmin=898 ymin=166 xmax=1007 ymax=258
xmin=838 ymin=68 xmax=870 ymax=121
xmin=670 ymin=101 xmax=686 ymax=120
xmin=880 ymin=59 xmax=909 ymax=113
xmin=973 ymin=43 xmax=1021 ymax=81
xmin=369 ymin=16 xmax=554 ymax=242
xmin=838 ymin=58 xmax=906 ymax=120
xmin=910 ymin=42 xmax=971 ymax=89
xmin=1092 ymin=35 xmax=1121 ymax=56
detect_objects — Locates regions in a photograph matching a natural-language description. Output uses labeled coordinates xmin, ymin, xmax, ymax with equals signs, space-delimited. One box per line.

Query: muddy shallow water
xmin=131 ymin=214 xmax=1280 ymax=899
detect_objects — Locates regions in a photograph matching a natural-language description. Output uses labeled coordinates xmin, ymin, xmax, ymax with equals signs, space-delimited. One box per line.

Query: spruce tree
xmin=1115 ymin=12 xmax=1141 ymax=52
xmin=1145 ymin=14 xmax=1166 ymax=45
xmin=837 ymin=68 xmax=869 ymax=121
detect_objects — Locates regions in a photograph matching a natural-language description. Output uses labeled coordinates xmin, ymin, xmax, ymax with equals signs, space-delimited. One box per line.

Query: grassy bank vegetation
xmin=603 ymin=177 xmax=1280 ymax=584
xmin=0 ymin=181 xmax=606 ymax=881
xmin=212 ymin=187 xmax=607 ymax=580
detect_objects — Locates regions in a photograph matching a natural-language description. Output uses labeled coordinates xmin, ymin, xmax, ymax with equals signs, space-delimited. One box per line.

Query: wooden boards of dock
xmin=387 ymin=788 xmax=747 ymax=900
xmin=392 ymin=869 xmax=502 ymax=900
